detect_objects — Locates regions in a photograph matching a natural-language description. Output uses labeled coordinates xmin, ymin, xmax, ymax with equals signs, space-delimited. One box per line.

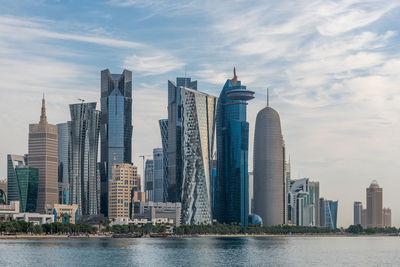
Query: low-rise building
xmin=11 ymin=213 xmax=54 ymax=225
xmin=133 ymin=201 xmax=181 ymax=226
xmin=0 ymin=180 xmax=7 ymax=204
xmin=47 ymin=204 xmax=78 ymax=224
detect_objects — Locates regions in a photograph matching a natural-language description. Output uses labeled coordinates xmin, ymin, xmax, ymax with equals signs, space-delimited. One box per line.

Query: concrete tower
xmin=253 ymin=90 xmax=286 ymax=226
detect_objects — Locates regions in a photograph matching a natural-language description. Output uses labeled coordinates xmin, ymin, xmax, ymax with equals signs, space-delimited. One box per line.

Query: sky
xmin=0 ymin=0 xmax=399 ymax=227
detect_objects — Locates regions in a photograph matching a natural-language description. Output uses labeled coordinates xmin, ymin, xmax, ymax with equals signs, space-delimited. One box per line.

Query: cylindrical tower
xmin=253 ymin=105 xmax=285 ymax=226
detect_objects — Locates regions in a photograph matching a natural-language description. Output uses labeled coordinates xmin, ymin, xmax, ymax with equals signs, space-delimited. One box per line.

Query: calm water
xmin=0 ymin=236 xmax=399 ymax=266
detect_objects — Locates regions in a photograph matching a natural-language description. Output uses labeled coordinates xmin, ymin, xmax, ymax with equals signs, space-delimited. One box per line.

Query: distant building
xmin=100 ymin=69 xmax=133 ymax=217
xmin=366 ymin=180 xmax=383 ymax=228
xmin=133 ymin=201 xmax=182 ymax=226
xmin=0 ymin=201 xmax=20 ymax=220
xmin=28 ymin=96 xmax=58 ymax=213
xmin=0 ymin=180 xmax=6 ymax=204
xmin=215 ymin=69 xmax=254 ymax=227
xmin=57 ymin=122 xmax=70 ymax=205
xmin=0 ymin=201 xmax=53 ymax=225
xmin=253 ymin=90 xmax=286 ymax=227
xmin=288 ymin=178 xmax=318 ymax=226
xmin=320 ymin=198 xmax=338 ymax=229
xmin=47 ymin=204 xmax=78 ymax=224
xmin=145 ymin=159 xmax=154 ymax=202
xmin=383 ymin=208 xmax=391 ymax=228
xmin=361 ymin=209 xmax=367 ymax=228
xmin=319 ymin=198 xmax=325 ymax=227
xmin=108 ymin=163 xmax=139 ymax=220
xmin=309 ymin=181 xmax=320 ymax=226
xmin=248 ymin=172 xmax=254 ymax=214
xmin=153 ymin=148 xmax=164 ymax=202
xmin=69 ymin=102 xmax=101 ymax=216
xmin=353 ymin=201 xmax=362 ymax=225
xmin=158 ymin=119 xmax=168 ymax=202
xmin=7 ymin=154 xmax=38 ymax=212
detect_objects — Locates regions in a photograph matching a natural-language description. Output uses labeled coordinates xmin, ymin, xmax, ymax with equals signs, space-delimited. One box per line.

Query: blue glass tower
xmin=214 ymin=68 xmax=254 ymax=226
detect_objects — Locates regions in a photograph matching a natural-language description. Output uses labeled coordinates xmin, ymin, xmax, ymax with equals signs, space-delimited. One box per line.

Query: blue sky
xmin=0 ymin=0 xmax=399 ymax=227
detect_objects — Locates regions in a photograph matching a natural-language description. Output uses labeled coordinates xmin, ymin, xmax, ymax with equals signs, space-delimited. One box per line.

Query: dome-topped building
xmin=253 ymin=90 xmax=286 ymax=226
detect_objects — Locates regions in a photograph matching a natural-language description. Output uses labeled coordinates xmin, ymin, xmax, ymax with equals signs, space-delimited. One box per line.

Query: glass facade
xmin=214 ymin=71 xmax=254 ymax=226
xmin=323 ymin=200 xmax=338 ymax=229
xmin=145 ymin=159 xmax=154 ymax=201
xmin=57 ymin=122 xmax=70 ymax=204
xmin=69 ymin=102 xmax=101 ymax=216
xmin=7 ymin=154 xmax=38 ymax=212
xmin=100 ymin=69 xmax=132 ymax=216
xmin=159 ymin=119 xmax=168 ymax=202
xmin=153 ymin=148 xmax=164 ymax=202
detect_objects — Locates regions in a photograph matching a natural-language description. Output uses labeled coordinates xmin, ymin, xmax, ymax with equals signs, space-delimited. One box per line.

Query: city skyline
xmin=0 ymin=1 xmax=399 ymax=227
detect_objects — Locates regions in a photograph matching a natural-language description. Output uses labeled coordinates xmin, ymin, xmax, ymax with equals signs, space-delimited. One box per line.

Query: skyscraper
xmin=69 ymin=102 xmax=101 ymax=216
xmin=180 ymin=86 xmax=217 ymax=224
xmin=309 ymin=181 xmax=320 ymax=226
xmin=57 ymin=122 xmax=70 ymax=204
xmin=288 ymin=178 xmax=318 ymax=226
xmin=253 ymin=91 xmax=286 ymax=226
xmin=366 ymin=180 xmax=383 ymax=228
xmin=320 ymin=198 xmax=338 ymax=229
xmin=167 ymin=77 xmax=197 ymax=203
xmin=153 ymin=148 xmax=164 ymax=202
xmin=214 ymin=68 xmax=254 ymax=227
xmin=383 ymin=208 xmax=391 ymax=228
xmin=159 ymin=119 xmax=168 ymax=202
xmin=353 ymin=201 xmax=362 ymax=225
xmin=28 ymin=96 xmax=58 ymax=213
xmin=7 ymin=154 xmax=39 ymax=212
xmin=100 ymin=69 xmax=132 ymax=216
xmin=145 ymin=159 xmax=154 ymax=202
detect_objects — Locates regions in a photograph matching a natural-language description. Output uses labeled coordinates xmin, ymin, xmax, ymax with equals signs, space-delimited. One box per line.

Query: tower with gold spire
xmin=28 ymin=95 xmax=58 ymax=213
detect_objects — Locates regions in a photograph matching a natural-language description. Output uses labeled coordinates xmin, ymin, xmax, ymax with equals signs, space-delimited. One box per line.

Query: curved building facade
xmin=253 ymin=105 xmax=286 ymax=226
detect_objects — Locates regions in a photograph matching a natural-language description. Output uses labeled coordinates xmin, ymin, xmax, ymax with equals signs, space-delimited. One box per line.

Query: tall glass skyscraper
xmin=7 ymin=154 xmax=38 ymax=212
xmin=57 ymin=122 xmax=70 ymax=204
xmin=100 ymin=69 xmax=132 ymax=216
xmin=144 ymin=159 xmax=154 ymax=201
xmin=153 ymin=148 xmax=164 ymax=202
xmin=159 ymin=119 xmax=168 ymax=202
xmin=167 ymin=77 xmax=197 ymax=203
xmin=214 ymin=69 xmax=254 ymax=226
xmin=69 ymin=102 xmax=101 ymax=216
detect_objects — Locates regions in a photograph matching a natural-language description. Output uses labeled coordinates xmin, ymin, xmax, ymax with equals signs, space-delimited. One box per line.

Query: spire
xmin=232 ymin=67 xmax=238 ymax=85
xmin=39 ymin=93 xmax=47 ymax=124
xmin=267 ymin=88 xmax=269 ymax=107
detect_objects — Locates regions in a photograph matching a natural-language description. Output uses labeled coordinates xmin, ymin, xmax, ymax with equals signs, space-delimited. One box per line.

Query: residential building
xmin=133 ymin=201 xmax=182 ymax=226
xmin=167 ymin=77 xmax=197 ymax=204
xmin=28 ymin=96 xmax=58 ymax=213
xmin=366 ymin=180 xmax=383 ymax=228
xmin=145 ymin=159 xmax=154 ymax=202
xmin=309 ymin=181 xmax=320 ymax=226
xmin=57 ymin=122 xmax=70 ymax=204
xmin=7 ymin=154 xmax=38 ymax=212
xmin=158 ymin=119 xmax=168 ymax=202
xmin=69 ymin=102 xmax=101 ymax=216
xmin=383 ymin=208 xmax=391 ymax=228
xmin=253 ymin=90 xmax=286 ymax=226
xmin=153 ymin=148 xmax=164 ymax=202
xmin=0 ymin=180 xmax=6 ymax=204
xmin=361 ymin=209 xmax=367 ymax=228
xmin=47 ymin=204 xmax=78 ymax=224
xmin=320 ymin=198 xmax=338 ymax=229
xmin=353 ymin=201 xmax=363 ymax=225
xmin=108 ymin=163 xmax=139 ymax=220
xmin=100 ymin=69 xmax=133 ymax=217
xmin=215 ymin=68 xmax=254 ymax=227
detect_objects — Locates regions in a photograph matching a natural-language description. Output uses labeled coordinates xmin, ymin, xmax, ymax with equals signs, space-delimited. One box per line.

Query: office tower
xmin=100 ymin=69 xmax=133 ymax=216
xmin=0 ymin=180 xmax=6 ymax=204
xmin=57 ymin=122 xmax=70 ymax=204
xmin=353 ymin=201 xmax=362 ymax=225
xmin=159 ymin=119 xmax=168 ymax=202
xmin=366 ymin=180 xmax=383 ymax=228
xmin=145 ymin=159 xmax=154 ymax=201
xmin=7 ymin=154 xmax=39 ymax=212
xmin=319 ymin=198 xmax=338 ymax=229
xmin=288 ymin=178 xmax=317 ymax=226
xmin=253 ymin=90 xmax=286 ymax=226
xmin=383 ymin=208 xmax=391 ymax=228
xmin=214 ymin=68 xmax=254 ymax=227
xmin=108 ymin=163 xmax=138 ymax=219
xmin=180 ymin=86 xmax=217 ymax=225
xmin=153 ymin=148 xmax=164 ymax=202
xmin=309 ymin=181 xmax=320 ymax=226
xmin=69 ymin=102 xmax=101 ymax=216
xmin=361 ymin=209 xmax=367 ymax=228
xmin=167 ymin=77 xmax=197 ymax=203
xmin=248 ymin=172 xmax=254 ymax=214
xmin=319 ymin=198 xmax=325 ymax=227
xmin=28 ymin=96 xmax=58 ymax=213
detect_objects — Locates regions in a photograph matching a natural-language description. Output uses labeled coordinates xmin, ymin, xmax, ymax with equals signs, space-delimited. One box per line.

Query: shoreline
xmin=0 ymin=233 xmax=398 ymax=239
